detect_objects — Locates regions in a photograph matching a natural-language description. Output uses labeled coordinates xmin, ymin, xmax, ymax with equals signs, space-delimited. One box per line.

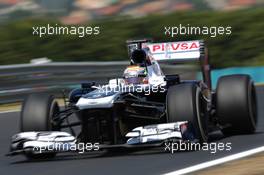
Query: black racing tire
xmin=24 ymin=152 xmax=58 ymax=160
xmin=21 ymin=93 xmax=60 ymax=131
xmin=20 ymin=93 xmax=60 ymax=159
xmin=166 ymin=83 xmax=208 ymax=142
xmin=216 ymin=74 xmax=257 ymax=135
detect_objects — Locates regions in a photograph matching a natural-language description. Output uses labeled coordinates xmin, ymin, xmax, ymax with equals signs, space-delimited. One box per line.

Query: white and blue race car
xmin=7 ymin=39 xmax=257 ymax=159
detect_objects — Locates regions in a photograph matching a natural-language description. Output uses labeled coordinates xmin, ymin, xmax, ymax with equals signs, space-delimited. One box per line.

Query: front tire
xmin=21 ymin=93 xmax=60 ymax=131
xmin=166 ymin=83 xmax=208 ymax=142
xmin=21 ymin=93 xmax=60 ymax=159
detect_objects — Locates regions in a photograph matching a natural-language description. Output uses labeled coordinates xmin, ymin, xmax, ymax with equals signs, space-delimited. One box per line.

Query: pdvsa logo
xmin=149 ymin=42 xmax=199 ymax=53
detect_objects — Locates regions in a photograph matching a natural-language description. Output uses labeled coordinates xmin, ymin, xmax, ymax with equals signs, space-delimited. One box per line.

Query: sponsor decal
xmin=148 ymin=41 xmax=199 ymax=53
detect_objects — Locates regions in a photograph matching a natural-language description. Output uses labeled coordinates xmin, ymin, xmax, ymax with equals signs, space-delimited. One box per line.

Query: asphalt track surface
xmin=0 ymin=86 xmax=263 ymax=175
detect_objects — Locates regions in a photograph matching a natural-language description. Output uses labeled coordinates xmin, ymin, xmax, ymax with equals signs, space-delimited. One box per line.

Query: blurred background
xmin=0 ymin=0 xmax=263 ymax=67
xmin=0 ymin=0 xmax=263 ymax=103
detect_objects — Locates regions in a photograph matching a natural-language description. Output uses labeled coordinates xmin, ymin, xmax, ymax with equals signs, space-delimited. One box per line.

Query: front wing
xmin=7 ymin=121 xmax=197 ymax=156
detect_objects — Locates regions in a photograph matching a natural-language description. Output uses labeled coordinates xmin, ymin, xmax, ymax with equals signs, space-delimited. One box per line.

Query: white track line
xmin=164 ymin=145 xmax=264 ymax=175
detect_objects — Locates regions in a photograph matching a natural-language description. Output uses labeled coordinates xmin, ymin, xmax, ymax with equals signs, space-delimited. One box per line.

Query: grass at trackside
xmin=0 ymin=99 xmax=66 ymax=112
xmin=0 ymin=102 xmax=21 ymax=112
xmin=197 ymin=152 xmax=264 ymax=175
xmin=256 ymin=83 xmax=264 ymax=86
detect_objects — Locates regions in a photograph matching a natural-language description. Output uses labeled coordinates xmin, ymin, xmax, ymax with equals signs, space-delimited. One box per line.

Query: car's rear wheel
xmin=21 ymin=93 xmax=60 ymax=159
xmin=216 ymin=74 xmax=257 ymax=135
xmin=166 ymin=83 xmax=208 ymax=142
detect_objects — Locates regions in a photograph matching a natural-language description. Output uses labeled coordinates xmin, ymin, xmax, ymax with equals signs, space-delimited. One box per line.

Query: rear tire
xmin=216 ymin=74 xmax=257 ymax=135
xmin=21 ymin=93 xmax=60 ymax=159
xmin=166 ymin=83 xmax=208 ymax=142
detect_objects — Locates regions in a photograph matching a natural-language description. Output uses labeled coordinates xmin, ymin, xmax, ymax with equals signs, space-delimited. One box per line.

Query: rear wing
xmin=144 ymin=40 xmax=205 ymax=63
xmin=127 ymin=39 xmax=211 ymax=89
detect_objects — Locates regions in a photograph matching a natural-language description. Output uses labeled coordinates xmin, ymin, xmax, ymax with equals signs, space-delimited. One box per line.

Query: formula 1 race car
xmin=7 ymin=39 xmax=258 ymax=159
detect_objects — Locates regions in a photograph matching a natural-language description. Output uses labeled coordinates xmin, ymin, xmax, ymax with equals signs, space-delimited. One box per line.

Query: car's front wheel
xmin=166 ymin=83 xmax=208 ymax=142
xmin=21 ymin=93 xmax=60 ymax=159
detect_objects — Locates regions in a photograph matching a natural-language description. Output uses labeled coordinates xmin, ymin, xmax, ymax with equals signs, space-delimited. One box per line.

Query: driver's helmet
xmin=123 ymin=65 xmax=148 ymax=85
xmin=130 ymin=49 xmax=151 ymax=66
